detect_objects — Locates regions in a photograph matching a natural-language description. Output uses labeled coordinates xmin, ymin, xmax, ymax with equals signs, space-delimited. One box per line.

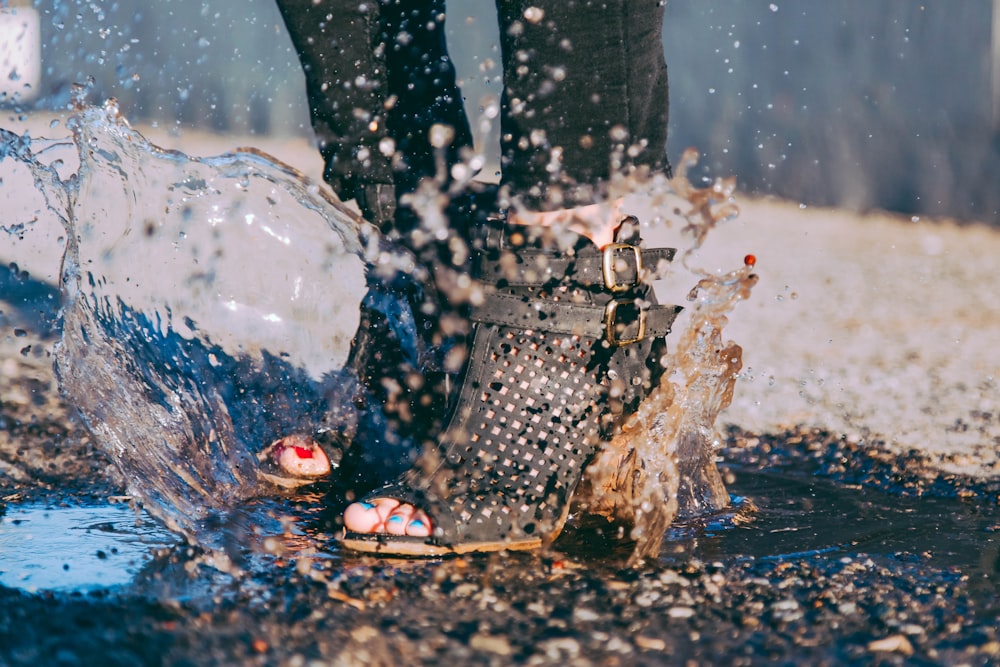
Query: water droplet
xmin=429 ymin=123 xmax=455 ymax=148
xmin=522 ymin=6 xmax=544 ymax=24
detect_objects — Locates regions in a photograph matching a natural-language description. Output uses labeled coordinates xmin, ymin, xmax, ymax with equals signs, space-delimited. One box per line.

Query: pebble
xmin=469 ymin=634 xmax=512 ymax=656
xmin=539 ymin=637 xmax=580 ymax=659
xmin=868 ymin=634 xmax=914 ymax=656
xmin=605 ymin=636 xmax=633 ymax=654
xmin=772 ymin=598 xmax=799 ymax=611
xmin=837 ymin=602 xmax=858 ymax=615
xmin=635 ymin=636 xmax=667 ymax=651
xmin=350 ymin=626 xmax=378 ymax=644
xmin=526 ymin=601 xmax=548 ymax=616
xmin=634 ymin=590 xmax=661 ymax=607
xmin=451 ymin=583 xmax=478 ymax=598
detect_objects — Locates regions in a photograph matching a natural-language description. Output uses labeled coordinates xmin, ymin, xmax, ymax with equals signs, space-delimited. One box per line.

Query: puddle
xmin=2 ymin=460 xmax=996 ymax=611
xmin=0 ymin=502 xmax=179 ymax=592
xmin=697 ymin=465 xmax=999 ymax=576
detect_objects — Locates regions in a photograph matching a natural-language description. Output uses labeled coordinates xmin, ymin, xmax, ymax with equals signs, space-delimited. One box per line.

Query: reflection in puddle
xmin=0 ymin=503 xmax=178 ymax=592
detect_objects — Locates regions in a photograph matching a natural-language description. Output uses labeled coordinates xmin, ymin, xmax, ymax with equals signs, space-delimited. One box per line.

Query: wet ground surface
xmin=2 ymin=379 xmax=998 ymax=667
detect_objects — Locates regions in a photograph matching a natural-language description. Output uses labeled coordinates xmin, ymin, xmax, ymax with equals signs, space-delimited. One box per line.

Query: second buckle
xmin=604 ymin=298 xmax=647 ymax=347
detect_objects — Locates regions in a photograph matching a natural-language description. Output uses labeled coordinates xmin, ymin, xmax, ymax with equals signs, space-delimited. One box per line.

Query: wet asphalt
xmin=1 ymin=379 xmax=998 ymax=667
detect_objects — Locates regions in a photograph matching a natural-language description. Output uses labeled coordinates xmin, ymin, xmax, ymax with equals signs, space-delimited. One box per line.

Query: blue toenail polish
xmin=387 ymin=515 xmax=404 ymax=524
xmin=359 ymin=502 xmax=376 ymax=510
xmin=410 ymin=519 xmax=426 ymax=529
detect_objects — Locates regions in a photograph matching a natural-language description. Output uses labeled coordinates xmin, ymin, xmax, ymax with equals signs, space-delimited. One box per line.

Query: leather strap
xmin=475 ymin=246 xmax=676 ymax=288
xmin=471 ymin=292 xmax=681 ymax=342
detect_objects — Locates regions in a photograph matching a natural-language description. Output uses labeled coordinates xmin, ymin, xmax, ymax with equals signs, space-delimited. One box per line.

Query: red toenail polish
xmin=293 ymin=446 xmax=314 ymax=459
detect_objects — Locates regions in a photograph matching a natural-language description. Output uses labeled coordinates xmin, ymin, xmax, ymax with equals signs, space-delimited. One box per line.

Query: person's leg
xmin=342 ymin=0 xmax=676 ymax=548
xmin=271 ymin=0 xmax=478 ymax=488
xmin=275 ymin=0 xmax=474 ymax=234
xmin=498 ymin=0 xmax=670 ymax=247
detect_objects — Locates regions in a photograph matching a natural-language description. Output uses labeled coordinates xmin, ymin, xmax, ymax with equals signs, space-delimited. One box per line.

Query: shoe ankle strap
xmin=474 ymin=216 xmax=676 ymax=290
xmin=471 ymin=292 xmax=682 ymax=347
xmin=475 ymin=243 xmax=676 ymax=290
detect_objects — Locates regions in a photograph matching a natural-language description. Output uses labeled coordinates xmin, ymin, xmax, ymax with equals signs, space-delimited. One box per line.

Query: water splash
xmin=7 ymin=100 xmax=389 ymax=546
xmin=579 ymin=149 xmax=755 ymax=563
xmin=2 ymin=106 xmax=754 ymax=562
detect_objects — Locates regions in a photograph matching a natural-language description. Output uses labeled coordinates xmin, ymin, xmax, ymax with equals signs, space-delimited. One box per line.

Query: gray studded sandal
xmin=340 ymin=216 xmax=681 ymax=555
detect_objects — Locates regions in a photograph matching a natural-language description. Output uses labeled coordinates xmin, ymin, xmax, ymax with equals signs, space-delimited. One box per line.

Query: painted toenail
xmin=293 ymin=446 xmax=314 ymax=459
xmin=359 ymin=501 xmax=376 ymax=510
xmin=387 ymin=515 xmax=405 ymax=524
xmin=410 ymin=519 xmax=426 ymax=529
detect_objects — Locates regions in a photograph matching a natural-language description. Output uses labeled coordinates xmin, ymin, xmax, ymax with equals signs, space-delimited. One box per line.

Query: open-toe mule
xmin=340 ymin=215 xmax=681 ymax=555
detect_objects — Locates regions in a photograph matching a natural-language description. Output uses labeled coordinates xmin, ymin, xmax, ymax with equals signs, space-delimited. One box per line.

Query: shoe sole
xmin=339 ymin=533 xmax=543 ymax=557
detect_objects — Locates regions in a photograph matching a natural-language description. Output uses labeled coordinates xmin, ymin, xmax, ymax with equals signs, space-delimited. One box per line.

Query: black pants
xmin=276 ymin=0 xmax=669 ymax=228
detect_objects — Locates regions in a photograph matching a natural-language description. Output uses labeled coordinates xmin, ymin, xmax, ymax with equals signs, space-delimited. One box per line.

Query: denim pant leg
xmin=495 ymin=0 xmax=670 ymax=210
xmin=279 ymin=0 xmax=670 ymax=221
xmin=276 ymin=0 xmax=473 ymax=230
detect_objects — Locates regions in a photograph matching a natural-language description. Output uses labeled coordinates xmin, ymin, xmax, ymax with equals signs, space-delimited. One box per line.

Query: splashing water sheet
xmin=2 ymin=101 xmax=752 ymax=558
xmin=3 ymin=104 xmax=999 ymax=665
xmin=50 ymin=103 xmax=374 ymax=549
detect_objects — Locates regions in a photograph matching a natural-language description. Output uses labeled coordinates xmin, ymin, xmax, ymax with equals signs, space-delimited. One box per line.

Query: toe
xmin=406 ymin=510 xmax=432 ymax=537
xmin=343 ymin=500 xmax=432 ymax=537
xmin=343 ymin=498 xmax=399 ymax=533
xmin=267 ymin=434 xmax=331 ymax=477
xmin=385 ymin=505 xmax=420 ymax=536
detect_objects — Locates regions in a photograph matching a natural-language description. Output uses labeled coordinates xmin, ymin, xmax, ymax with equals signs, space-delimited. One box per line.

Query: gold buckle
xmin=601 ymin=243 xmax=642 ymax=293
xmin=604 ymin=298 xmax=647 ymax=347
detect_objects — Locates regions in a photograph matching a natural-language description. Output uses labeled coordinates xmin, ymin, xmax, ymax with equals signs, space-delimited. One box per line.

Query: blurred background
xmin=2 ymin=0 xmax=999 ymax=223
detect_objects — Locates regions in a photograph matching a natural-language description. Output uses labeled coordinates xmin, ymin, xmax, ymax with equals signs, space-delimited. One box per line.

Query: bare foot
xmin=342 ymin=498 xmax=432 ymax=537
xmin=258 ymin=434 xmax=331 ymax=487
